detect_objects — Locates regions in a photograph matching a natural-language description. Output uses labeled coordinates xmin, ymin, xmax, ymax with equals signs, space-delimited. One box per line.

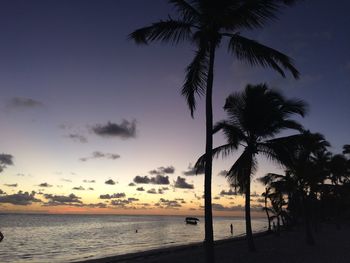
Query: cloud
xmin=99 ymin=193 xmax=126 ymax=199
xmin=219 ymin=189 xmax=237 ymax=196
xmin=256 ymin=198 xmax=265 ymax=203
xmin=136 ymin=187 xmax=145 ymax=191
xmin=110 ymin=199 xmax=130 ymax=207
xmin=0 ymin=191 xmax=41 ymax=205
xmin=147 ymin=188 xmax=157 ymax=194
xmin=105 ymin=179 xmax=116 ymax=185
xmin=88 ymin=187 xmax=94 ymax=191
xmin=38 ymin=183 xmax=52 ymax=188
xmin=0 ymin=153 xmax=14 ymax=173
xmin=149 ymin=166 xmax=175 ymax=175
xmin=92 ymin=120 xmax=136 ymax=139
xmin=80 ymin=151 xmax=120 ymax=162
xmin=83 ymin=180 xmax=95 ymax=183
xmin=217 ymin=170 xmax=228 ymax=176
xmin=7 ymin=97 xmax=43 ymax=109
xmin=72 ymin=186 xmax=85 ymax=191
xmin=157 ymin=198 xmax=181 ymax=209
xmin=128 ymin=197 xmax=139 ymax=202
xmin=174 ymin=176 xmax=194 ymax=189
xmin=43 ymin=193 xmax=82 ymax=206
xmin=61 ymin=178 xmax=72 ymax=183
xmin=183 ymin=164 xmax=204 ymax=176
xmin=133 ymin=175 xmax=150 ymax=184
xmin=128 ymin=182 xmax=136 ymax=186
xmin=0 ymin=189 xmax=6 ymax=195
xmin=65 ymin=133 xmax=88 ymax=143
xmin=4 ymin=183 xmax=18 ymax=187
xmin=133 ymin=175 xmax=170 ymax=185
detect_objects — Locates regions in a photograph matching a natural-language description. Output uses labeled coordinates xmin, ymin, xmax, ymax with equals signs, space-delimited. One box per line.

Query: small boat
xmin=185 ymin=217 xmax=199 ymax=225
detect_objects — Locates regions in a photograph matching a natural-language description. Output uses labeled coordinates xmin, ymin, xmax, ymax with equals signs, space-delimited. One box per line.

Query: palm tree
xmin=130 ymin=1 xmax=300 ymax=259
xmin=261 ymin=186 xmax=273 ymax=231
xmin=271 ymin=131 xmax=330 ymax=244
xmin=196 ymin=84 xmax=306 ymax=251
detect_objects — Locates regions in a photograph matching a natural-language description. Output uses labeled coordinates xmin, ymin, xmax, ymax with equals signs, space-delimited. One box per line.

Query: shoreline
xmin=72 ymin=230 xmax=270 ymax=263
xmin=74 ymin=223 xmax=350 ymax=263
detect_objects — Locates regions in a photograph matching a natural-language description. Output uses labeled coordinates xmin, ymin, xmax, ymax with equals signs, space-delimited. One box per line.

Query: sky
xmin=0 ymin=0 xmax=349 ymax=216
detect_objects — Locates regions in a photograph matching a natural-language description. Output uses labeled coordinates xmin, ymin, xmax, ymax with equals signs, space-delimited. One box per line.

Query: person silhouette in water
xmin=230 ymin=224 xmax=233 ymax=235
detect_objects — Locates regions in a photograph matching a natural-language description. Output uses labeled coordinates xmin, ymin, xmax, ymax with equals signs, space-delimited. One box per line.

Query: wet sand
xmin=75 ymin=223 xmax=350 ymax=263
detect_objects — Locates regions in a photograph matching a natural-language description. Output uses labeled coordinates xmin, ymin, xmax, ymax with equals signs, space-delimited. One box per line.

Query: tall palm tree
xmin=130 ymin=1 xmax=300 ymax=260
xmin=197 ymin=84 xmax=306 ymax=251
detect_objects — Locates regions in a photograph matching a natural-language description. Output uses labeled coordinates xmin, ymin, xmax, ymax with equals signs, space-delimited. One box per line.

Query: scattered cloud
xmin=133 ymin=175 xmax=170 ymax=185
xmin=0 ymin=189 xmax=6 ymax=195
xmin=128 ymin=197 xmax=139 ymax=202
xmin=61 ymin=178 xmax=72 ymax=183
xmin=99 ymin=193 xmax=126 ymax=199
xmin=65 ymin=133 xmax=88 ymax=143
xmin=43 ymin=193 xmax=82 ymax=206
xmin=136 ymin=187 xmax=145 ymax=191
xmin=87 ymin=187 xmax=94 ymax=191
xmin=183 ymin=163 xmax=204 ymax=176
xmin=6 ymin=97 xmax=43 ymax=109
xmin=174 ymin=176 xmax=194 ymax=189
xmin=110 ymin=199 xmax=130 ymax=207
xmin=4 ymin=183 xmax=18 ymax=187
xmin=92 ymin=120 xmax=136 ymax=139
xmin=80 ymin=151 xmax=120 ymax=162
xmin=149 ymin=166 xmax=175 ymax=175
xmin=147 ymin=188 xmax=157 ymax=194
xmin=128 ymin=182 xmax=136 ymax=186
xmin=0 ymin=153 xmax=14 ymax=173
xmin=38 ymin=183 xmax=52 ymax=188
xmin=72 ymin=186 xmax=85 ymax=191
xmin=0 ymin=191 xmax=41 ymax=205
xmin=105 ymin=179 xmax=116 ymax=185
xmin=83 ymin=180 xmax=96 ymax=183
xmin=157 ymin=198 xmax=182 ymax=209
xmin=220 ymin=189 xmax=237 ymax=196
xmin=217 ymin=170 xmax=228 ymax=176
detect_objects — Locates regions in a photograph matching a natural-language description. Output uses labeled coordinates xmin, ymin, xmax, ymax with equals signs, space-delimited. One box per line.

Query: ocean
xmin=0 ymin=214 xmax=267 ymax=262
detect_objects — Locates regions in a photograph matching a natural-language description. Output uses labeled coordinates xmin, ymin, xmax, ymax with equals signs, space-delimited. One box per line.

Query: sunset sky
xmin=0 ymin=0 xmax=349 ymax=216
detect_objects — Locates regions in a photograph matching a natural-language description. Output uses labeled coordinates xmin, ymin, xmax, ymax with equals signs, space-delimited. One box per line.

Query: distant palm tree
xmin=130 ymin=1 xmax=300 ymax=259
xmin=196 ymin=84 xmax=306 ymax=251
xmin=261 ymin=186 xmax=272 ymax=231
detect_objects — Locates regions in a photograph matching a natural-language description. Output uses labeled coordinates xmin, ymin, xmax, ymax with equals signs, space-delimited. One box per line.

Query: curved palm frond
xmin=129 ymin=19 xmax=194 ymax=45
xmin=181 ymin=45 xmax=209 ymax=117
xmin=227 ymin=34 xmax=299 ymax=78
xmin=169 ymin=0 xmax=200 ymax=22
xmin=226 ymin=149 xmax=256 ymax=193
xmin=194 ymin=143 xmax=238 ymax=173
xmin=213 ymin=120 xmax=245 ymax=145
xmin=281 ymin=98 xmax=308 ymax=117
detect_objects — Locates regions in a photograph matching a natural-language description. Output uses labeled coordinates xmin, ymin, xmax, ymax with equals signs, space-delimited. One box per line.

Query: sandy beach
xmin=75 ymin=223 xmax=350 ymax=263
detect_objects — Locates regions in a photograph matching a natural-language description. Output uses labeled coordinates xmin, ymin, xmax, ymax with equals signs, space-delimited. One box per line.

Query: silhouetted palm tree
xmin=272 ymin=131 xmax=330 ymax=244
xmin=197 ymin=84 xmax=306 ymax=251
xmin=261 ymin=186 xmax=272 ymax=231
xmin=130 ymin=1 xmax=300 ymax=259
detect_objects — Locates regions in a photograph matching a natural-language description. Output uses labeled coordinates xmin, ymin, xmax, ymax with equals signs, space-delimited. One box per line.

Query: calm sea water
xmin=0 ymin=214 xmax=267 ymax=262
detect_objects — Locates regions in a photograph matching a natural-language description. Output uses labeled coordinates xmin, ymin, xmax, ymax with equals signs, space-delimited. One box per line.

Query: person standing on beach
xmin=230 ymin=224 xmax=233 ymax=235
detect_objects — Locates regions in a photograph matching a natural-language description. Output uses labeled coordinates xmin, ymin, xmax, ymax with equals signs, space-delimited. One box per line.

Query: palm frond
xmin=181 ymin=45 xmax=209 ymax=117
xmin=169 ymin=0 xmax=200 ymax=22
xmin=195 ymin=143 xmax=238 ymax=172
xmin=129 ymin=19 xmax=193 ymax=45
xmin=213 ymin=120 xmax=245 ymax=145
xmin=227 ymin=34 xmax=299 ymax=78
xmin=226 ymin=149 xmax=256 ymax=193
xmin=281 ymin=98 xmax=308 ymax=117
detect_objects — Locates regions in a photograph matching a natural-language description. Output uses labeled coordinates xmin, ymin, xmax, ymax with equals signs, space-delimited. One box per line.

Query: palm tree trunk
xmin=245 ymin=173 xmax=256 ymax=251
xmin=264 ymin=192 xmax=271 ymax=232
xmin=302 ymin=193 xmax=315 ymax=245
xmin=204 ymin=42 xmax=216 ymax=263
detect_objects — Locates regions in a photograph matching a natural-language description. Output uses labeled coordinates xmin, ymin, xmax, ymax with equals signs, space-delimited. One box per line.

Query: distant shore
xmin=74 ymin=223 xmax=350 ymax=263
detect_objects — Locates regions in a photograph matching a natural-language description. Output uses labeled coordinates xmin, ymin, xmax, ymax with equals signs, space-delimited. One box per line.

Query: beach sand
xmin=76 ymin=223 xmax=350 ymax=263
